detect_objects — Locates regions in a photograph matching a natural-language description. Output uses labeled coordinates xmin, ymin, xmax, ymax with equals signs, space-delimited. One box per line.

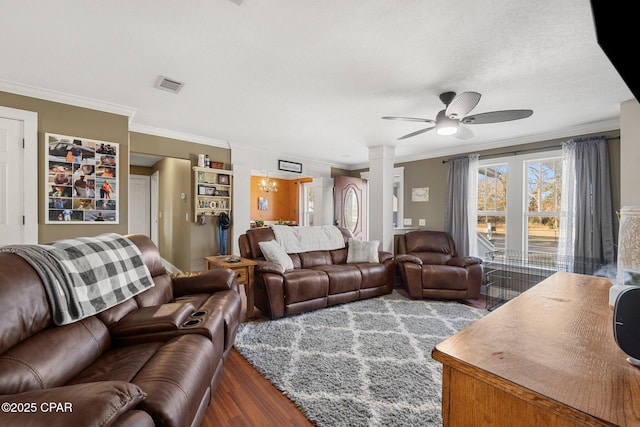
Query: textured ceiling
xmin=0 ymin=0 xmax=633 ymax=168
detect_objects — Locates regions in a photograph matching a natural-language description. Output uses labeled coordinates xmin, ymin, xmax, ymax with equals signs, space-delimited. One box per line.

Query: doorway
xmin=0 ymin=107 xmax=37 ymax=245
xmin=334 ymin=175 xmax=368 ymax=241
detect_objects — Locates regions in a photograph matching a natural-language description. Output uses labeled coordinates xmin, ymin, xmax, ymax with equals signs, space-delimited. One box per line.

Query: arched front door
xmin=334 ymin=175 xmax=367 ymax=241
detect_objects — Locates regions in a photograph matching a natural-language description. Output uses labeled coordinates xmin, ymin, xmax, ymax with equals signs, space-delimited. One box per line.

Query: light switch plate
xmin=403 ymin=218 xmax=412 ymax=226
xmin=419 ymin=219 xmax=426 ymax=226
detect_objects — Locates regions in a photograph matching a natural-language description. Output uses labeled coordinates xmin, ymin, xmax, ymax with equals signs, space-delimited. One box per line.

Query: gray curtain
xmin=565 ymin=136 xmax=615 ymax=264
xmin=444 ymin=155 xmax=477 ymax=256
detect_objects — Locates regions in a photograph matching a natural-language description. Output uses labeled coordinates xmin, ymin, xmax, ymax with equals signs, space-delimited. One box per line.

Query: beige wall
xmin=396 ymin=129 xmax=621 ymax=233
xmin=0 ymin=91 xmax=129 ymax=243
xmin=621 ymin=99 xmax=640 ymax=207
xmin=130 ymin=132 xmax=232 ymax=271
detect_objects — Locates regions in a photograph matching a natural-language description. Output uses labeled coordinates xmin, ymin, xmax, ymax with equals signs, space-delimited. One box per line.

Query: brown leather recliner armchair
xmin=396 ymin=230 xmax=483 ymax=300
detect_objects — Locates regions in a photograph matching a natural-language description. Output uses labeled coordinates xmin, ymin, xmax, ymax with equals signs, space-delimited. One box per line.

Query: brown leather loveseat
xmin=0 ymin=234 xmax=241 ymax=427
xmin=396 ymin=230 xmax=483 ymax=300
xmin=238 ymin=226 xmax=395 ymax=319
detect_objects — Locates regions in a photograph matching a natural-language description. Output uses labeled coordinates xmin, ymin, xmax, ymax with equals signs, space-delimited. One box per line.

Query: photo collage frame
xmin=46 ymin=133 xmax=119 ymax=223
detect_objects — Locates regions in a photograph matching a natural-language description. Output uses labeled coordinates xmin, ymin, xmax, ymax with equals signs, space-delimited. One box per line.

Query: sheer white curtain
xmin=558 ymin=142 xmax=576 ymax=259
xmin=445 ymin=154 xmax=479 ymax=257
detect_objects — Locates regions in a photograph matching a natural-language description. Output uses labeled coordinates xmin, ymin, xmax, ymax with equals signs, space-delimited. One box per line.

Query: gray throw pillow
xmin=259 ymin=239 xmax=294 ymax=271
xmin=347 ymin=238 xmax=380 ymax=263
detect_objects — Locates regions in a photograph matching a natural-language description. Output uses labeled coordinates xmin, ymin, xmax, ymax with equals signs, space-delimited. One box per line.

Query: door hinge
xmin=23 ymin=215 xmax=25 ymax=225
xmin=22 ymin=138 xmax=25 ymax=149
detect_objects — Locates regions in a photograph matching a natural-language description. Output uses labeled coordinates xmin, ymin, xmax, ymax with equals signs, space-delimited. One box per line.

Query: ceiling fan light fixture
xmin=436 ymin=117 xmax=459 ymax=136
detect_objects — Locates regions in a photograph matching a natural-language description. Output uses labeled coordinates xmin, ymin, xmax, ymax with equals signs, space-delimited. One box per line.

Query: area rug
xmin=234 ymin=290 xmax=487 ymax=427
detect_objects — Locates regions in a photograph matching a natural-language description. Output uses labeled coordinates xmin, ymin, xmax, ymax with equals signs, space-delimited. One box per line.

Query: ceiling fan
xmin=382 ymin=91 xmax=533 ymax=140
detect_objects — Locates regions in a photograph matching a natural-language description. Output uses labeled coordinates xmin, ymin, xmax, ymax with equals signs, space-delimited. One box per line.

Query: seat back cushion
xmin=0 ymin=316 xmax=111 ymax=394
xmin=244 ymin=227 xmax=277 ymax=260
xmin=404 ymin=231 xmax=456 ymax=264
xmin=0 ymin=254 xmax=52 ymax=354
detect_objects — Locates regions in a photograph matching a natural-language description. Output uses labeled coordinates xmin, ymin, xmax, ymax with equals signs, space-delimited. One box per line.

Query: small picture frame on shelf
xmin=214 ymin=189 xmax=229 ymax=197
xmin=205 ymin=186 xmax=216 ymax=196
xmin=198 ymin=185 xmax=207 ymax=195
xmin=217 ymin=174 xmax=230 ymax=185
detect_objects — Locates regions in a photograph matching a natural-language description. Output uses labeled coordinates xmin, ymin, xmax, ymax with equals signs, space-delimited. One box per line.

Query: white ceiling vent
xmin=155 ymin=76 xmax=185 ymax=94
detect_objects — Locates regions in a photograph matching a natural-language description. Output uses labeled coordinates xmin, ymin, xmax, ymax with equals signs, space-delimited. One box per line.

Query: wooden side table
xmin=204 ymin=255 xmax=257 ymax=321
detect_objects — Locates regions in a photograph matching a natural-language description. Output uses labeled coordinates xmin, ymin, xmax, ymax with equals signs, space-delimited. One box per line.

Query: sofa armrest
xmin=378 ymin=251 xmax=394 ymax=263
xmin=447 ymin=256 xmax=483 ymax=268
xmin=0 ymin=381 xmax=147 ymax=427
xmin=396 ymin=254 xmax=423 ymax=265
xmin=255 ymin=260 xmax=285 ymax=275
xmin=171 ymin=269 xmax=239 ymax=296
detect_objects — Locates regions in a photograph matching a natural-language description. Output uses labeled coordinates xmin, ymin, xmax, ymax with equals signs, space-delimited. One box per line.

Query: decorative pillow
xmin=259 ymin=240 xmax=294 ymax=271
xmin=346 ymin=238 xmax=380 ymax=263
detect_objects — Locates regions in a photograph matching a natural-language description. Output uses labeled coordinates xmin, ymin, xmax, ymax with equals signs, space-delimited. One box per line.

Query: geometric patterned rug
xmin=234 ymin=290 xmax=487 ymax=427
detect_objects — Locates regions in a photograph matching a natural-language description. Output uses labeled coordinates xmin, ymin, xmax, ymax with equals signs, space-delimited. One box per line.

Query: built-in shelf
xmin=193 ymin=166 xmax=232 ymax=221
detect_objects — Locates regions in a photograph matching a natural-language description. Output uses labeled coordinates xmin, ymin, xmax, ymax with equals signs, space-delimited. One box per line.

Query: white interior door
xmin=0 ymin=117 xmax=24 ymax=245
xmin=129 ymin=174 xmax=151 ymax=237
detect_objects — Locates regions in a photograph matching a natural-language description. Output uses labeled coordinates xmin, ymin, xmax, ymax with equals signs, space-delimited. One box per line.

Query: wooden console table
xmin=205 ymin=256 xmax=256 ymax=321
xmin=432 ymin=272 xmax=640 ymax=426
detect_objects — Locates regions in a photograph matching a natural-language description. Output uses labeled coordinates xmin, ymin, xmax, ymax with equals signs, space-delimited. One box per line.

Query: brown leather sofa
xmin=238 ymin=227 xmax=395 ymax=319
xmin=396 ymin=230 xmax=483 ymax=300
xmin=0 ymin=234 xmax=241 ymax=427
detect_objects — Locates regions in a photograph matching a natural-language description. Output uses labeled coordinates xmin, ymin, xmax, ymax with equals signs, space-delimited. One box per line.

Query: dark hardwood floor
xmin=204 ymin=349 xmax=314 ymax=427
xmin=202 ymin=284 xmax=313 ymax=427
xmin=201 ymin=284 xmax=487 ymax=426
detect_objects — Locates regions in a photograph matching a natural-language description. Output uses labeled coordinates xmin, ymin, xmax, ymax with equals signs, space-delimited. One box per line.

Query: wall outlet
xmin=403 ymin=218 xmax=412 ymax=226
xmin=419 ymin=219 xmax=426 ymax=226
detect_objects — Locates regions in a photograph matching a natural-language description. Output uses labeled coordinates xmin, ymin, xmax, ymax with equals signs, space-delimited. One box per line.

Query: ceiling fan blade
xmin=445 ymin=91 xmax=481 ymax=119
xmin=382 ymin=116 xmax=435 ymax=123
xmin=462 ymin=109 xmax=533 ymax=124
xmin=397 ymin=126 xmax=435 ymax=140
xmin=454 ymin=123 xmax=474 ymax=140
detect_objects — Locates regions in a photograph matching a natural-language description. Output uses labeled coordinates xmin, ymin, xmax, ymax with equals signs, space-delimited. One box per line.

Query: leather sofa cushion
xmin=0 ymin=381 xmax=147 ymax=427
xmin=405 ymin=231 xmax=455 ymax=255
xmin=311 ymin=265 xmax=362 ymax=294
xmin=420 ymin=265 xmax=469 ymax=290
xmin=414 ymin=251 xmax=453 ymax=265
xmin=299 ymin=250 xmax=333 ymax=268
xmin=70 ymin=334 xmax=218 ymax=427
xmin=0 ymin=254 xmax=52 ymax=354
xmin=283 ymin=270 xmax=329 ymax=304
xmin=357 ymin=263 xmax=389 ymax=289
xmin=0 ymin=316 xmax=111 ymax=394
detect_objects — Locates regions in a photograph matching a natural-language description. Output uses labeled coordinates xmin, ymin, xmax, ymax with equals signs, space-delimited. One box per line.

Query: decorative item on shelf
xmin=211 ymin=161 xmax=224 ymax=169
xmin=204 ymin=154 xmax=211 ymax=168
xmin=218 ymin=174 xmax=230 ymax=185
xmin=197 ymin=154 xmax=205 ymax=168
xmin=611 ymin=206 xmax=640 ymax=306
xmin=258 ymin=174 xmax=278 ymax=193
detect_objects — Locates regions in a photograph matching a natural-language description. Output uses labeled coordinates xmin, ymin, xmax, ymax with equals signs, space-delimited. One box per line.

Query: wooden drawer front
xmin=233 ymin=268 xmax=248 ymax=284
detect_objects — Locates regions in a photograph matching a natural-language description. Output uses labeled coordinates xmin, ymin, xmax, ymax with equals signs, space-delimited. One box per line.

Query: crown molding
xmin=0 ymin=79 xmax=138 ymax=119
xmin=350 ymin=118 xmax=621 ymax=169
xmin=128 ymin=123 xmax=230 ymax=149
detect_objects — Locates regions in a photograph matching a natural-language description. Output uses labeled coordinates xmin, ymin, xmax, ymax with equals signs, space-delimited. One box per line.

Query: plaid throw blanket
xmin=0 ymin=233 xmax=154 ymax=325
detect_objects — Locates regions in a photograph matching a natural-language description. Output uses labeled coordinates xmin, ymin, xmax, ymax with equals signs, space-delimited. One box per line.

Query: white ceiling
xmin=0 ymin=0 xmax=633 ymax=168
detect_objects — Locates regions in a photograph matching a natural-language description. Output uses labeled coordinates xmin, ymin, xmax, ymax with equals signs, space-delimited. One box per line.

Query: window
xmin=477 ymin=164 xmax=507 ymax=251
xmin=302 ymin=182 xmax=314 ymax=226
xmin=525 ymin=159 xmax=562 ymax=255
xmin=477 ymin=151 xmax=562 ymax=258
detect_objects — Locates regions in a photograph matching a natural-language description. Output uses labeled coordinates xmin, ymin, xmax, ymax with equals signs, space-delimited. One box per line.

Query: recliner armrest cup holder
xmin=183 ymin=318 xmax=202 ymax=327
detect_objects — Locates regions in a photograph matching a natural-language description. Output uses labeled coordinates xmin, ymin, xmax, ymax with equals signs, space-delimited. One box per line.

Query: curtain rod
xmin=441 ymin=135 xmax=620 ymax=163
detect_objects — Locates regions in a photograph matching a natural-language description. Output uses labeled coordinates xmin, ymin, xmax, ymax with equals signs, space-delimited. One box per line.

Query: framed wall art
xmin=278 ymin=159 xmax=302 ymax=173
xmin=45 ymin=133 xmax=119 ymax=223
